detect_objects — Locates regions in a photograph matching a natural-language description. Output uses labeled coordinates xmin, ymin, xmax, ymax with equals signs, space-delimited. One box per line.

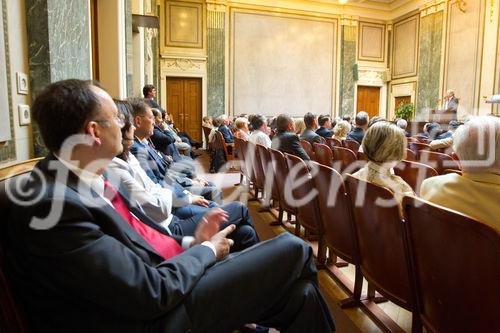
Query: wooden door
xmin=166 ymin=77 xmax=202 ymax=142
xmin=357 ymin=86 xmax=380 ymax=119
xmin=395 ymin=95 xmax=411 ymax=109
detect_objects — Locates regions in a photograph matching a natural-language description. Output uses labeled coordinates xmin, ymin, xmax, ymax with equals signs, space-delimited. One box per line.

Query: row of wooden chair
xmin=234 ymin=141 xmax=499 ymax=332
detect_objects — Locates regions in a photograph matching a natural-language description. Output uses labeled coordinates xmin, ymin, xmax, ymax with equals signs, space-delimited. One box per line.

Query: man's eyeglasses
xmin=94 ymin=115 xmax=125 ymax=128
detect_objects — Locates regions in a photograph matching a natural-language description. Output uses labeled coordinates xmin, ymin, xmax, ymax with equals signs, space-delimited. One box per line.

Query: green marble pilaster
xmin=416 ymin=11 xmax=443 ymax=120
xmin=339 ymin=25 xmax=357 ymax=117
xmin=207 ymin=10 xmax=225 ymax=118
xmin=0 ymin=0 xmax=16 ymax=163
xmin=26 ymin=0 xmax=91 ymax=156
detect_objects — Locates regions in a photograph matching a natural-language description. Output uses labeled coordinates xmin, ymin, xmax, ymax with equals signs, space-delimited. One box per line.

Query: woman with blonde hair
xmin=332 ymin=120 xmax=351 ymax=141
xmin=294 ymin=118 xmax=306 ymax=135
xmin=234 ymin=117 xmax=250 ymax=140
xmin=352 ymin=121 xmax=414 ymax=203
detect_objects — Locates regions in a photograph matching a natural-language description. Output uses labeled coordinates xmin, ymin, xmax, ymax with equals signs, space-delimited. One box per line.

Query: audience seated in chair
xmin=4 ymin=79 xmax=335 ymax=333
xmin=332 ymin=120 xmax=351 ymax=142
xmin=249 ymin=114 xmax=272 ymax=148
xmin=271 ymin=113 xmax=310 ymax=161
xmin=346 ymin=111 xmax=369 ymax=144
xmin=233 ymin=117 xmax=250 ymax=141
xmin=315 ymin=115 xmax=334 ymax=138
xmin=129 ymin=98 xmax=222 ymax=203
xmin=421 ymin=116 xmax=500 ymax=231
xmin=108 ymin=100 xmax=258 ymax=250
xmin=300 ymin=112 xmax=322 ymax=145
xmin=111 ymin=100 xmax=217 ymax=221
xmin=352 ymin=121 xmax=414 ymax=204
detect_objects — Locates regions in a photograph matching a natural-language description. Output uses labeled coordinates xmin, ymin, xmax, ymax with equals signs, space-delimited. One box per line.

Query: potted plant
xmin=395 ymin=102 xmax=414 ymax=121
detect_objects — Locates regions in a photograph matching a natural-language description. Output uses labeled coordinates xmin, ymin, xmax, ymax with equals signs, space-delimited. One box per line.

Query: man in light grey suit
xmin=444 ymin=89 xmax=459 ymax=112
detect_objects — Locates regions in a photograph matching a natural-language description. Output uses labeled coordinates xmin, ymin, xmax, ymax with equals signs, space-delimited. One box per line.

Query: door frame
xmin=160 ymin=57 xmax=208 ymax=141
xmin=355 ymin=84 xmax=383 ymax=119
xmin=165 ymin=76 xmax=203 ymax=142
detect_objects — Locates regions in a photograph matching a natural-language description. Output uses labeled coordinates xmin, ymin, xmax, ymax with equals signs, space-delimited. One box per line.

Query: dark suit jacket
xmin=219 ymin=125 xmax=234 ymax=143
xmin=315 ymin=127 xmax=333 ymax=138
xmin=271 ymin=131 xmax=310 ymax=161
xmin=150 ymin=125 xmax=175 ymax=155
xmin=130 ymin=139 xmax=193 ymax=188
xmin=300 ymin=128 xmax=322 ymax=145
xmin=5 ymin=155 xmax=215 ymax=332
xmin=346 ymin=127 xmax=365 ymax=144
xmin=148 ymin=98 xmax=165 ymax=113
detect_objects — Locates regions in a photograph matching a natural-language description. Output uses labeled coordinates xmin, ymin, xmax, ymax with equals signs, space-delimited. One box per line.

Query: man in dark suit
xmin=129 ymin=98 xmax=222 ymax=203
xmin=217 ymin=115 xmax=234 ymax=143
xmin=315 ymin=115 xmax=334 ymax=138
xmin=300 ymin=112 xmax=322 ymax=145
xmin=271 ymin=113 xmax=310 ymax=161
xmin=346 ymin=111 xmax=369 ymax=144
xmin=5 ymin=79 xmax=334 ymax=333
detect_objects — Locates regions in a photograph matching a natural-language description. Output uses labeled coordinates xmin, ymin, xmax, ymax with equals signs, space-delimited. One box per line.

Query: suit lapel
xmin=39 ymin=155 xmax=164 ymax=260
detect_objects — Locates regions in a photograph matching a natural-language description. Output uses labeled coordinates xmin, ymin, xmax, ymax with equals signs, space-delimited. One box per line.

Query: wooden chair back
xmin=311 ymin=162 xmax=359 ymax=265
xmin=300 ymin=140 xmax=315 ymax=159
xmin=418 ymin=150 xmax=461 ymax=175
xmin=332 ymin=146 xmax=358 ymax=174
xmin=211 ymin=131 xmax=235 ymax=161
xmin=394 ymin=160 xmax=438 ymax=195
xmin=408 ymin=142 xmax=430 ymax=159
xmin=269 ymin=148 xmax=297 ymax=215
xmin=202 ymin=126 xmax=212 ymax=151
xmin=284 ymin=154 xmax=323 ymax=240
xmin=345 ymin=175 xmax=417 ymax=314
xmin=0 ymin=159 xmax=41 ymax=333
xmin=318 ymin=136 xmax=326 ymax=144
xmin=413 ymin=135 xmax=430 ymax=143
xmin=246 ymin=141 xmax=265 ymax=193
xmin=405 ymin=148 xmax=417 ymax=162
xmin=343 ymin=140 xmax=360 ymax=153
xmin=325 ymin=137 xmax=343 ymax=150
xmin=312 ymin=143 xmax=333 ymax=167
xmin=256 ymin=144 xmax=279 ymax=202
xmin=442 ymin=169 xmax=462 ymax=175
xmin=234 ymin=137 xmax=246 ymax=179
xmin=403 ymin=197 xmax=500 ymax=333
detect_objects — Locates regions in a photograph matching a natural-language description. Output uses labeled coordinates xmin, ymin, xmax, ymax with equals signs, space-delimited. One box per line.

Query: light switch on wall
xmin=18 ymin=104 xmax=31 ymax=126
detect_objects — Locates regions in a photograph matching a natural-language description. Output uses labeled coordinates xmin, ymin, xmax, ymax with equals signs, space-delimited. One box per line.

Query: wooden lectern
xmin=430 ymin=109 xmax=457 ymax=123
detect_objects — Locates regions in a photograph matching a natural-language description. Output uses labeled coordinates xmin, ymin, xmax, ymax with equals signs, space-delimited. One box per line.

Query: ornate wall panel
xmin=207 ymin=9 xmax=225 ymax=117
xmin=392 ymin=14 xmax=419 ymax=79
xmin=231 ymin=10 xmax=337 ymax=117
xmin=165 ymin=1 xmax=202 ymax=48
xmin=444 ymin=0 xmax=482 ymax=116
xmin=358 ymin=21 xmax=385 ymax=62
xmin=416 ymin=11 xmax=443 ymax=118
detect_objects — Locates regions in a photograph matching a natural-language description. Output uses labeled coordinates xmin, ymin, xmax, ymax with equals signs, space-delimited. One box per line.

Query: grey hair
xmin=362 ymin=121 xmax=407 ymax=164
xmin=396 ymin=119 xmax=408 ymax=130
xmin=453 ymin=116 xmax=500 ymax=172
xmin=355 ymin=111 xmax=369 ymax=126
